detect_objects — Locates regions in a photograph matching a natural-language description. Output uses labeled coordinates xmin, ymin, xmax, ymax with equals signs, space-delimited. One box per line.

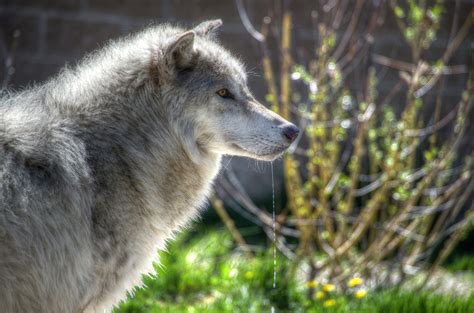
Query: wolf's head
xmin=149 ymin=20 xmax=299 ymax=163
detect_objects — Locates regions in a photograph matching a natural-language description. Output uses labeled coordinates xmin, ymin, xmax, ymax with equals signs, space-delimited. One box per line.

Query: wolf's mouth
xmin=231 ymin=143 xmax=289 ymax=161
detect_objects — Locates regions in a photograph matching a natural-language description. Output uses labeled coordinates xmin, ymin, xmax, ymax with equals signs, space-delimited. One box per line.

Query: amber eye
xmin=216 ymin=88 xmax=234 ymax=99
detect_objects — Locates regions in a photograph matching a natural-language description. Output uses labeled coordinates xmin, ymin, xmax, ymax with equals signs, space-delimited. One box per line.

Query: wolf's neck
xmin=121 ymin=104 xmax=222 ymax=222
xmin=133 ymin=134 xmax=222 ymax=238
xmin=87 ymin=110 xmax=223 ymax=251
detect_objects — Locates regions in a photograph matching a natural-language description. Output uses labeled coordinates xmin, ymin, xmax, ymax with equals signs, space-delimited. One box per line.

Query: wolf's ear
xmin=165 ymin=31 xmax=196 ymax=70
xmin=193 ymin=19 xmax=222 ymax=38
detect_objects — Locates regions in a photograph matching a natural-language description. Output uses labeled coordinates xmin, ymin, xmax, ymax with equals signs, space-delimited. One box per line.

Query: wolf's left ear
xmin=193 ymin=19 xmax=222 ymax=38
xmin=165 ymin=31 xmax=196 ymax=71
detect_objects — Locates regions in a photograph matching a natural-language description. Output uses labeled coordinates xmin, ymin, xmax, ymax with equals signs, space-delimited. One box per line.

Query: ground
xmin=113 ymin=227 xmax=474 ymax=313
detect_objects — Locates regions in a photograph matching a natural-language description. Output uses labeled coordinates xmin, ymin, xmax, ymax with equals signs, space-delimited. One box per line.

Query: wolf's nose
xmin=282 ymin=124 xmax=300 ymax=142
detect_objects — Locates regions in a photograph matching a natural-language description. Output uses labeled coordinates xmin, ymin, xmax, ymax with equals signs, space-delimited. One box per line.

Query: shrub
xmin=216 ymin=0 xmax=473 ymax=292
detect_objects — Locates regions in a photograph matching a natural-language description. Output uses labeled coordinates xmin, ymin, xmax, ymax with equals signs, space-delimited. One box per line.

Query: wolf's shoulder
xmin=1 ymin=90 xmax=91 ymax=186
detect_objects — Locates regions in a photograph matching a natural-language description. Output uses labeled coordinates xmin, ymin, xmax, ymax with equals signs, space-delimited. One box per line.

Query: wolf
xmin=0 ymin=20 xmax=299 ymax=312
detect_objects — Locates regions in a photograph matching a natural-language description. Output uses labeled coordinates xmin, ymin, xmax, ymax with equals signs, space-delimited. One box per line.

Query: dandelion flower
xmin=323 ymin=299 xmax=336 ymax=307
xmin=307 ymin=280 xmax=318 ymax=288
xmin=323 ymin=283 xmax=335 ymax=292
xmin=244 ymin=271 xmax=254 ymax=280
xmin=347 ymin=277 xmax=363 ymax=288
xmin=315 ymin=291 xmax=325 ymax=300
xmin=355 ymin=289 xmax=367 ymax=299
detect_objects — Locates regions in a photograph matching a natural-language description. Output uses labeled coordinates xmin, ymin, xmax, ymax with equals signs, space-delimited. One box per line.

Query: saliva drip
xmin=271 ymin=162 xmax=276 ymax=311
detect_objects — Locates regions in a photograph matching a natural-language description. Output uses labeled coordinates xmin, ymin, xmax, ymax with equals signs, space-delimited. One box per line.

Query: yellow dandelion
xmin=307 ymin=280 xmax=318 ymax=288
xmin=315 ymin=291 xmax=325 ymax=300
xmin=323 ymin=299 xmax=336 ymax=307
xmin=355 ymin=289 xmax=367 ymax=299
xmin=323 ymin=283 xmax=335 ymax=292
xmin=244 ymin=271 xmax=254 ymax=280
xmin=347 ymin=277 xmax=364 ymax=288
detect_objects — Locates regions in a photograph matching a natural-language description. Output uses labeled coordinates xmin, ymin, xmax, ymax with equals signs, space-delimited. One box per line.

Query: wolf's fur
xmin=0 ymin=20 xmax=297 ymax=312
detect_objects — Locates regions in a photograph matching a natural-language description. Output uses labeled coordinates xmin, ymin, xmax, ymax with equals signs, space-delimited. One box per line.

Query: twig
xmin=235 ymin=0 xmax=265 ymax=42
xmin=373 ymin=54 xmax=468 ymax=75
xmin=211 ymin=193 xmax=253 ymax=259
xmin=415 ymin=9 xmax=474 ymax=97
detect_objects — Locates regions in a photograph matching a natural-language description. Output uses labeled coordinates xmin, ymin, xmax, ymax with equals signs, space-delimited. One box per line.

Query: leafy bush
xmin=216 ymin=0 xmax=473 ymax=292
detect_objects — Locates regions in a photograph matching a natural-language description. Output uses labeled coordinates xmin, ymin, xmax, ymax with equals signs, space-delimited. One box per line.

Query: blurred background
xmin=0 ymin=0 xmax=472 ymax=200
xmin=1 ymin=1 xmax=473 ymax=312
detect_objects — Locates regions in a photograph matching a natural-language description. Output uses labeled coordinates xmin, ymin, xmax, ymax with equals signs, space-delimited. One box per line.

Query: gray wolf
xmin=0 ymin=20 xmax=299 ymax=312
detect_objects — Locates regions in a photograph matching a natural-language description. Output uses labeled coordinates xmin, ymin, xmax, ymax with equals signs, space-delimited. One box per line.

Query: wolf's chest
xmin=87 ymin=154 xmax=222 ymax=311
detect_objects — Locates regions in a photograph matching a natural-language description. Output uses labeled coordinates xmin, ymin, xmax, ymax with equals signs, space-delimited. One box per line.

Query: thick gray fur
xmin=0 ymin=20 xmax=296 ymax=312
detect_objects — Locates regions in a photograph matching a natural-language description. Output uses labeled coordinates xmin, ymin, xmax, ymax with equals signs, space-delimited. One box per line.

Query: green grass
xmin=114 ymin=228 xmax=474 ymax=313
xmin=446 ymin=255 xmax=474 ymax=273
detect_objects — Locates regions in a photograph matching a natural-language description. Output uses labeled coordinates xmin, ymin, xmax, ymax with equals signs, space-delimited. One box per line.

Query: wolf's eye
xmin=216 ymin=88 xmax=234 ymax=99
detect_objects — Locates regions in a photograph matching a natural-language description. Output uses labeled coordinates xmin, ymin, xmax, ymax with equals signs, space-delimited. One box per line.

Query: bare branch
xmin=235 ymin=0 xmax=265 ymax=42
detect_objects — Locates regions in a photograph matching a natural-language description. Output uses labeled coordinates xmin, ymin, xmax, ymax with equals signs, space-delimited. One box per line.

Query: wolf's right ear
xmin=165 ymin=31 xmax=196 ymax=71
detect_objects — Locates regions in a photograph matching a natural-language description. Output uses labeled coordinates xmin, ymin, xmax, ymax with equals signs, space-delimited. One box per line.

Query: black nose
xmin=282 ymin=124 xmax=300 ymax=142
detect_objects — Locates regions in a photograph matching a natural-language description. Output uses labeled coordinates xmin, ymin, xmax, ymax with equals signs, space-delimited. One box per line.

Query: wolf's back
xmin=0 ymin=94 xmax=95 ymax=313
